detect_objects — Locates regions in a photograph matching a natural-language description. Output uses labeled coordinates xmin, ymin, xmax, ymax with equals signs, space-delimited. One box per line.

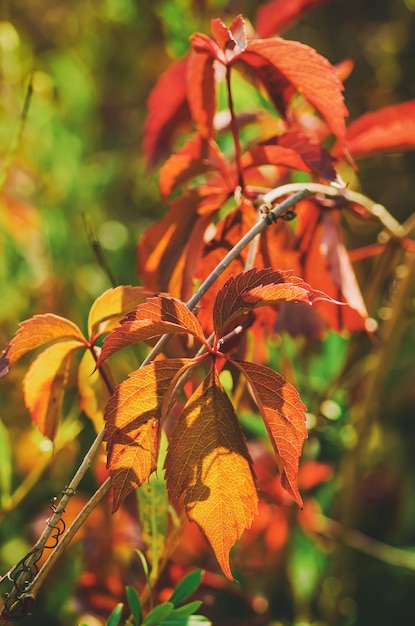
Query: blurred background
xmin=1 ymin=1 xmax=415 ymax=625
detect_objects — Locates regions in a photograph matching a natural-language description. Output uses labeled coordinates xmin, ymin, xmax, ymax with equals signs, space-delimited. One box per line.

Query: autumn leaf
xmin=165 ymin=370 xmax=258 ymax=580
xmin=105 ymin=359 xmax=196 ymax=512
xmin=187 ymin=50 xmax=216 ymax=138
xmin=337 ymin=100 xmax=415 ymax=160
xmin=98 ymin=297 xmax=209 ymax=367
xmin=231 ymin=359 xmax=307 ymax=506
xmin=159 ymin=134 xmax=232 ymax=199
xmin=87 ymin=286 xmax=150 ymax=340
xmin=5 ymin=314 xmax=85 ymax=369
xmin=256 ymin=0 xmax=331 ymax=38
xmin=143 ymin=56 xmax=191 ymax=165
xmin=23 ymin=339 xmax=83 ymax=440
xmin=78 ymin=349 xmax=112 ymax=433
xmin=242 ymin=130 xmax=340 ymax=184
xmin=243 ymin=39 xmax=347 ymax=145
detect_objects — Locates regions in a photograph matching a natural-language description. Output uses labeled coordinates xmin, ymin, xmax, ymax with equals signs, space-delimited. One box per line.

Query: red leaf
xmin=143 ymin=57 xmax=191 ymax=165
xmin=23 ymin=340 xmax=82 ymax=440
xmin=256 ymin=0 xmax=331 ymax=37
xmin=187 ymin=50 xmax=216 ymax=138
xmin=242 ymin=39 xmax=347 ymax=144
xmin=165 ymin=370 xmax=258 ymax=580
xmin=232 ymin=359 xmax=307 ymax=506
xmin=105 ymin=359 xmax=195 ymax=512
xmin=159 ymin=134 xmax=232 ymax=199
xmin=242 ymin=130 xmax=339 ymax=183
xmin=338 ymin=100 xmax=415 ymax=160
xmin=98 ymin=297 xmax=208 ymax=366
xmin=5 ymin=314 xmax=85 ymax=368
xmin=211 ymin=15 xmax=247 ymax=55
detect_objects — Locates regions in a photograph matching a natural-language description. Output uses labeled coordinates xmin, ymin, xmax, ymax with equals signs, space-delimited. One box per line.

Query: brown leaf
xmin=23 ymin=340 xmax=83 ymax=440
xmin=105 ymin=359 xmax=195 ymax=512
xmin=232 ymin=359 xmax=307 ymax=506
xmin=165 ymin=370 xmax=258 ymax=580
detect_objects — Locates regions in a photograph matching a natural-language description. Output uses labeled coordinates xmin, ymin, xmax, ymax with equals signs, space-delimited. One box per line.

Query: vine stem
xmin=0 ymin=185 xmax=329 ymax=622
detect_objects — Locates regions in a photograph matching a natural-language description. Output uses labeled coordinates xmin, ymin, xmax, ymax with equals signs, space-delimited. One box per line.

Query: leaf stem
xmin=226 ymin=67 xmax=244 ymax=191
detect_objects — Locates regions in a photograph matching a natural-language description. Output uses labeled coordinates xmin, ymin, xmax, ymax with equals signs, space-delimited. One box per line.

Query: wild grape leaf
xmin=143 ymin=56 xmax=191 ymax=165
xmin=87 ymin=285 xmax=150 ymax=339
xmin=4 ymin=314 xmax=85 ymax=369
xmin=78 ymin=349 xmax=112 ymax=433
xmin=256 ymin=0 xmax=331 ymax=37
xmin=213 ymin=268 xmax=303 ymax=339
xmin=187 ymin=49 xmax=216 ymax=138
xmin=231 ymin=359 xmax=307 ymax=506
xmin=242 ymin=130 xmax=339 ymax=183
xmin=294 ymin=201 xmax=367 ymax=331
xmin=23 ymin=339 xmax=83 ymax=440
xmin=243 ymin=38 xmax=347 ymax=144
xmin=165 ymin=370 xmax=258 ymax=580
xmin=159 ymin=134 xmax=232 ymax=199
xmin=98 ymin=297 xmax=208 ymax=367
xmin=137 ymin=187 xmax=229 ymax=298
xmin=105 ymin=359 xmax=195 ymax=512
xmin=338 ymin=100 xmax=415 ymax=160
xmin=242 ymin=277 xmax=340 ymax=308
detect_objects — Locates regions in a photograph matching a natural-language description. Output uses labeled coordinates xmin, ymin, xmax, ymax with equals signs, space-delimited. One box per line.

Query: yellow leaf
xmin=78 ymin=349 xmax=112 ymax=433
xmin=87 ymin=285 xmax=150 ymax=339
xmin=23 ymin=339 xmax=83 ymax=441
xmin=165 ymin=370 xmax=258 ymax=580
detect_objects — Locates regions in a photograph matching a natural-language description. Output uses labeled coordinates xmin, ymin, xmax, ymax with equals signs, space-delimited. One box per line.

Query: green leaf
xmin=172 ymin=601 xmax=203 ymax=616
xmin=106 ymin=602 xmax=124 ymax=626
xmin=126 ymin=586 xmax=142 ymax=625
xmin=143 ymin=601 xmax=174 ymax=626
xmin=168 ymin=570 xmax=203 ymax=607
xmin=162 ymin=617 xmax=212 ymax=626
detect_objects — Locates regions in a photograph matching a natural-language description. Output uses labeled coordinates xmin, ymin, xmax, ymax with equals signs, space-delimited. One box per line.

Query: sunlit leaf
xmin=187 ymin=50 xmax=216 ymax=138
xmin=232 ymin=359 xmax=307 ymax=506
xmin=78 ymin=349 xmax=112 ymax=433
xmin=165 ymin=371 xmax=258 ymax=580
xmin=242 ymin=38 xmax=347 ymax=144
xmin=105 ymin=359 xmax=196 ymax=512
xmin=106 ymin=602 xmax=123 ymax=626
xmin=87 ymin=285 xmax=150 ymax=339
xmin=98 ymin=297 xmax=208 ymax=367
xmin=5 ymin=314 xmax=85 ymax=369
xmin=23 ymin=339 xmax=83 ymax=440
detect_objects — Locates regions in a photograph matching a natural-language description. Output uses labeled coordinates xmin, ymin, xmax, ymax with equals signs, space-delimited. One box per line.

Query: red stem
xmin=226 ymin=66 xmax=244 ymax=191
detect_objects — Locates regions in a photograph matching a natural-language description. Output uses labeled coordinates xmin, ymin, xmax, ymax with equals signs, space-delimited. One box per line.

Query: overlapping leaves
xmin=98 ymin=268 xmax=343 ymax=578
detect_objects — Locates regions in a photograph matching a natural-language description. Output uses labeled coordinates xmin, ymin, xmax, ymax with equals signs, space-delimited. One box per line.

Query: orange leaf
xmin=5 ymin=314 xmax=85 ymax=369
xmin=232 ymin=359 xmax=307 ymax=506
xmin=165 ymin=370 xmax=258 ymax=580
xmin=243 ymin=38 xmax=347 ymax=144
xmin=78 ymin=349 xmax=112 ymax=433
xmin=23 ymin=339 xmax=83 ymax=440
xmin=87 ymin=285 xmax=150 ymax=340
xmin=187 ymin=49 xmax=216 ymax=138
xmin=105 ymin=359 xmax=195 ymax=512
xmin=98 ymin=297 xmax=209 ymax=367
